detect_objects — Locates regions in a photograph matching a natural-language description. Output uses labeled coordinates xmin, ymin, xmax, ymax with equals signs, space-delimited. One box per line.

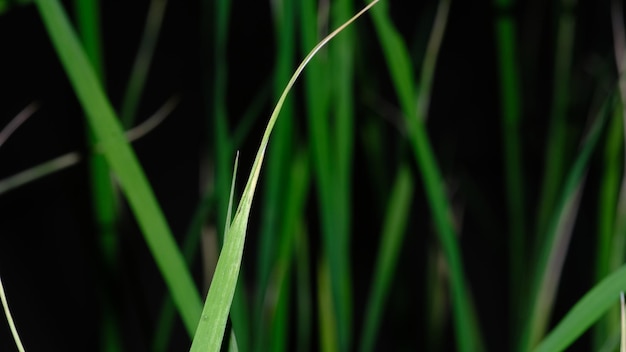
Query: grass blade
xmin=254 ymin=0 xmax=297 ymax=348
xmin=0 ymin=275 xmax=25 ymax=352
xmin=359 ymin=164 xmax=414 ymax=352
xmin=74 ymin=1 xmax=123 ymax=350
xmin=493 ymin=0 xmax=526 ymax=334
xmin=534 ymin=264 xmax=626 ymax=352
xmin=521 ymin=92 xmax=613 ymax=351
xmin=189 ymin=2 xmax=379 ymax=350
xmin=35 ymin=0 xmax=202 ymax=335
xmin=120 ymin=0 xmax=168 ymax=128
xmin=619 ymin=291 xmax=626 ymax=352
xmin=535 ymin=0 xmax=578 ymax=240
xmin=369 ymin=1 xmax=482 ymax=350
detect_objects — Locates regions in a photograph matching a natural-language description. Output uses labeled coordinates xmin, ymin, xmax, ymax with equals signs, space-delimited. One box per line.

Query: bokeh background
xmin=0 ymin=0 xmax=621 ymax=351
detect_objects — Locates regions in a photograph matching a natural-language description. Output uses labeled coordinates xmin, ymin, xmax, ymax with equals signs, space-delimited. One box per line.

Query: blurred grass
xmin=493 ymin=0 xmax=526 ymax=337
xmin=74 ymin=1 xmax=122 ymax=351
xmin=3 ymin=0 xmax=626 ymax=350
xmin=35 ymin=0 xmax=203 ymax=337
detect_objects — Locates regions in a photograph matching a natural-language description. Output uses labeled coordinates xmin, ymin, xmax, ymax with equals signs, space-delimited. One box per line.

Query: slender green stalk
xmin=520 ymin=93 xmax=612 ymax=351
xmin=254 ymin=0 xmax=297 ymax=348
xmin=267 ymin=150 xmax=309 ymax=351
xmin=300 ymin=0 xmax=374 ymax=347
xmin=318 ymin=257 xmax=338 ymax=352
xmin=120 ymin=0 xmax=168 ymax=128
xmin=359 ymin=164 xmax=414 ymax=352
xmin=369 ymin=1 xmax=482 ymax=350
xmin=203 ymin=0 xmax=252 ymax=349
xmin=152 ymin=192 xmax=216 ymax=352
xmin=74 ymin=1 xmax=122 ymax=350
xmin=535 ymin=0 xmax=577 ymax=239
xmin=0 ymin=275 xmax=25 ymax=352
xmin=329 ymin=1 xmax=356 ymax=347
xmin=493 ymin=0 xmax=526 ymax=337
xmin=295 ymin=223 xmax=312 ymax=352
xmin=619 ymin=291 xmax=626 ymax=352
xmin=299 ymin=0 xmax=338 ymax=348
xmin=596 ymin=5 xmax=626 ymax=348
xmin=594 ymin=98 xmax=623 ymax=349
xmin=190 ymin=3 xmax=378 ymax=350
xmin=36 ymin=0 xmax=203 ymax=334
xmin=534 ymin=263 xmax=626 ymax=352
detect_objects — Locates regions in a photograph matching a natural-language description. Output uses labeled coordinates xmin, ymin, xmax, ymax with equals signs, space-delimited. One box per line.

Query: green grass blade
xmin=369 ymin=1 xmax=482 ymax=351
xmin=329 ymin=1 xmax=356 ymax=347
xmin=74 ymin=1 xmax=122 ymax=350
xmin=594 ymin=96 xmax=623 ymax=348
xmin=318 ymin=257 xmax=338 ymax=352
xmin=295 ymin=224 xmax=312 ymax=352
xmin=152 ymin=192 xmax=216 ymax=352
xmin=619 ymin=291 xmax=626 ymax=352
xmin=493 ymin=0 xmax=526 ymax=333
xmin=535 ymin=0 xmax=578 ymax=239
xmin=0 ymin=275 xmax=25 ymax=352
xmin=225 ymin=152 xmax=239 ymax=236
xmin=521 ymin=93 xmax=613 ymax=351
xmin=417 ymin=0 xmax=450 ymax=123
xmin=254 ymin=0 xmax=297 ymax=347
xmin=359 ymin=164 xmax=414 ymax=352
xmin=299 ymin=0 xmax=336 ymax=347
xmin=35 ymin=0 xmax=202 ymax=335
xmin=267 ymin=150 xmax=309 ymax=351
xmin=533 ymin=265 xmax=626 ymax=352
xmin=189 ymin=3 xmax=378 ymax=350
xmin=210 ymin=0 xmax=234 ymax=244
xmin=120 ymin=0 xmax=168 ymax=128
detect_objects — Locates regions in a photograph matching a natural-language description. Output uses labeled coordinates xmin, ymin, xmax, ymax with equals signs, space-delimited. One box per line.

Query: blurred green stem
xmin=75 ymin=1 xmax=122 ymax=350
xmin=535 ymin=0 xmax=577 ymax=241
xmin=493 ymin=0 xmax=526 ymax=340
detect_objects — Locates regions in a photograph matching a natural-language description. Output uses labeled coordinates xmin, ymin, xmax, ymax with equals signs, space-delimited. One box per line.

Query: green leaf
xmin=188 ymin=2 xmax=380 ymax=351
xmin=35 ymin=0 xmax=202 ymax=335
xmin=534 ymin=265 xmax=626 ymax=352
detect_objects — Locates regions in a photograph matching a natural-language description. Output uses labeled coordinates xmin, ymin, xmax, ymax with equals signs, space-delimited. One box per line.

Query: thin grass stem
xmin=0 ymin=275 xmax=25 ymax=352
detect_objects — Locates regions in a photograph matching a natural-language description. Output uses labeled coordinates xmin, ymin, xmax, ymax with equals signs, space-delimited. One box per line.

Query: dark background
xmin=0 ymin=0 xmax=618 ymax=350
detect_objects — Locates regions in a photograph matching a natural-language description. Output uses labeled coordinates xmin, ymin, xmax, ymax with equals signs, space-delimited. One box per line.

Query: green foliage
xmin=3 ymin=0 xmax=626 ymax=351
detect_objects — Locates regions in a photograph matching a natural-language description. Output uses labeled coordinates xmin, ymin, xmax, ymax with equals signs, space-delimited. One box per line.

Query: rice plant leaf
xmin=188 ymin=2 xmax=379 ymax=350
xmin=533 ymin=265 xmax=626 ymax=352
xmin=619 ymin=291 xmax=626 ymax=352
xmin=0 ymin=275 xmax=25 ymax=352
xmin=359 ymin=164 xmax=414 ymax=352
xmin=225 ymin=152 xmax=240 ymax=236
xmin=35 ymin=0 xmax=203 ymax=335
xmin=369 ymin=2 xmax=482 ymax=351
xmin=521 ymin=93 xmax=612 ymax=351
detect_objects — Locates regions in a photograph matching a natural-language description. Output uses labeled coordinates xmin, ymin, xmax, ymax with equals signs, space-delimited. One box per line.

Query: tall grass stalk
xmin=0 ymin=275 xmax=25 ymax=352
xmin=300 ymin=0 xmax=353 ymax=348
xmin=190 ymin=2 xmax=378 ymax=350
xmin=266 ymin=150 xmax=309 ymax=351
xmin=74 ymin=1 xmax=122 ymax=350
xmin=205 ymin=0 xmax=252 ymax=348
xmin=359 ymin=165 xmax=414 ymax=352
xmin=521 ymin=91 xmax=612 ymax=351
xmin=535 ymin=0 xmax=577 ymax=240
xmin=35 ymin=0 xmax=203 ymax=335
xmin=594 ymin=2 xmax=626 ymax=347
xmin=493 ymin=0 xmax=526 ymax=337
xmin=120 ymin=0 xmax=168 ymax=128
xmin=254 ymin=0 xmax=297 ymax=349
xmin=369 ymin=1 xmax=482 ymax=350
xmin=534 ymin=263 xmax=626 ymax=352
